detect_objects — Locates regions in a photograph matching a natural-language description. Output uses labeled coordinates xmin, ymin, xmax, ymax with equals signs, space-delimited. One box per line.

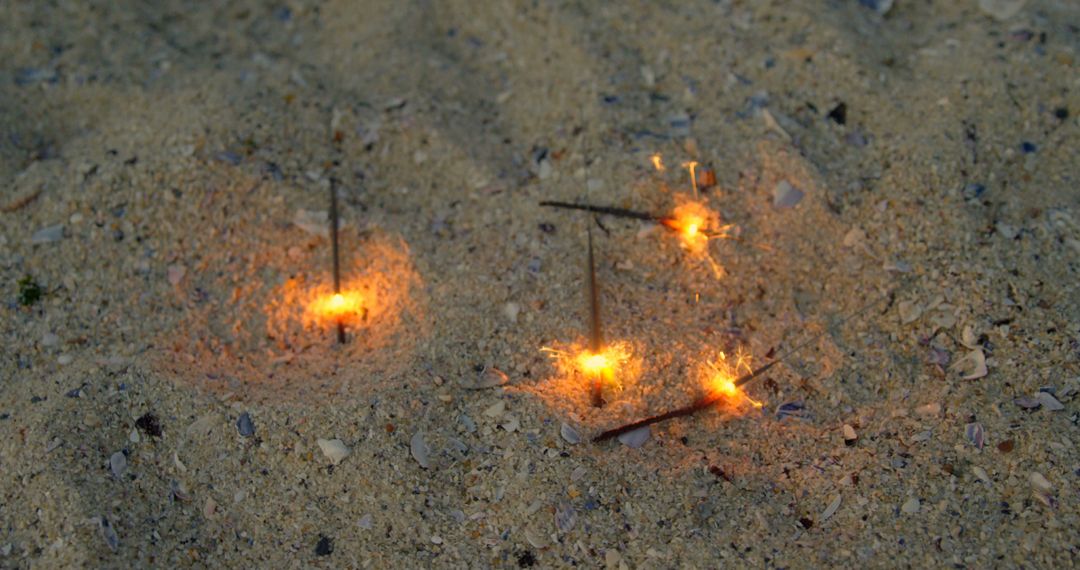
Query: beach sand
xmin=1 ymin=0 xmax=1077 ymax=567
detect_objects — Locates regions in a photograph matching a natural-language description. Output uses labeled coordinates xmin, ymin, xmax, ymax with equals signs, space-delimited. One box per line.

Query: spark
xmin=651 ymin=153 xmax=665 ymax=172
xmin=682 ymin=161 xmax=699 ymax=199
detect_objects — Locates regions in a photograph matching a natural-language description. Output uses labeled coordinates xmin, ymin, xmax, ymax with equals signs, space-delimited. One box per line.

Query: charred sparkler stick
xmin=540 ymin=201 xmax=660 ymax=222
xmin=540 ymin=200 xmax=768 ymax=250
xmin=329 ymin=179 xmax=346 ymax=344
xmin=592 ymin=284 xmax=905 ymax=442
xmin=587 ymin=223 xmax=605 ymax=407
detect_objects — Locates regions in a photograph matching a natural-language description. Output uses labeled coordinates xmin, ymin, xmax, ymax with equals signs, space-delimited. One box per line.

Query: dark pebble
xmin=135 ymin=412 xmax=163 ymax=437
xmin=517 ymin=550 xmax=537 ymax=567
xmin=1020 ymin=141 xmax=1037 ymax=154
xmin=237 ymin=412 xmax=255 ymax=437
xmin=1054 ymin=107 xmax=1068 ymax=120
xmin=538 ymin=222 xmax=555 ymax=234
xmin=215 ymin=151 xmax=242 ymax=165
xmin=826 ymin=102 xmax=847 ymax=125
xmin=315 ymin=535 xmax=334 ymax=556
xmin=65 ymin=388 xmax=82 ymax=398
xmin=799 ymin=517 xmax=814 ymax=529
xmin=962 ymin=183 xmax=987 ymax=200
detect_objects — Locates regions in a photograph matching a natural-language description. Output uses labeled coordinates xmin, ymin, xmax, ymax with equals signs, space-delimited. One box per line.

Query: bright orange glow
xmin=661 ymin=200 xmax=713 ymax=253
xmin=578 ymin=352 xmax=611 ymax=375
xmin=657 ymin=195 xmax=737 ymax=278
xmin=702 ymin=350 xmax=763 ymax=412
xmin=651 ymin=153 xmax=665 ymax=172
xmin=310 ymin=290 xmax=365 ymax=322
xmin=539 ymin=341 xmax=639 ymax=407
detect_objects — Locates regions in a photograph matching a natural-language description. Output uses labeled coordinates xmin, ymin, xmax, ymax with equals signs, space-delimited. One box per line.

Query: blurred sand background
xmin=1 ymin=0 xmax=1078 ymax=567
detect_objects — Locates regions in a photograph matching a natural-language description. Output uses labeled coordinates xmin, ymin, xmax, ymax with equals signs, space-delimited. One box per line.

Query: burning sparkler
xmin=592 ymin=284 xmax=904 ymax=443
xmin=585 ymin=224 xmax=608 ymax=407
xmin=538 ymin=223 xmax=640 ymax=408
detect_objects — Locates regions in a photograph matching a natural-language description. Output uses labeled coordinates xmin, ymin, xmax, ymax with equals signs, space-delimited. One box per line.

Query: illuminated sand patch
xmin=156 ymin=232 xmax=427 ymax=403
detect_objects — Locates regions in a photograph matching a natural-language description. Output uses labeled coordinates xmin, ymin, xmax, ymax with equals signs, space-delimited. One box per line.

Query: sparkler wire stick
xmin=329 ymin=179 xmax=346 ymax=344
xmin=592 ymin=283 xmax=907 ymax=442
xmin=587 ymin=224 xmax=605 ymax=407
xmin=541 ymin=200 xmax=769 ymax=251
xmin=539 ymin=201 xmax=660 ymax=221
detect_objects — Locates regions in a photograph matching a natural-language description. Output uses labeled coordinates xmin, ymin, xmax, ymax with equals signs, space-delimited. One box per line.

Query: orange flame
xmin=540 ymin=341 xmax=639 ymax=405
xmin=658 ymin=195 xmax=736 ymax=278
xmin=309 ymin=291 xmax=365 ymax=324
xmin=702 ymin=350 xmax=763 ymax=412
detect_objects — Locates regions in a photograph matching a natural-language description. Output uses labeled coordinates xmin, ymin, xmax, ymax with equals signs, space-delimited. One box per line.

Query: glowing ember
xmin=540 ymin=341 xmax=639 ymax=406
xmin=578 ymin=352 xmax=611 ymax=375
xmin=650 ymin=153 xmax=665 ymax=172
xmin=310 ymin=290 xmax=365 ymax=322
xmin=702 ymin=351 xmax=763 ymax=411
xmin=661 ymin=199 xmax=716 ymax=253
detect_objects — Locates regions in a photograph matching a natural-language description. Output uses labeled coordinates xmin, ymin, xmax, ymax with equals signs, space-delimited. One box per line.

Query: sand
xmin=1 ymin=0 xmax=1078 ymax=567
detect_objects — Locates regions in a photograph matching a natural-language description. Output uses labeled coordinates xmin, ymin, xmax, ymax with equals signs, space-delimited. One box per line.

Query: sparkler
xmin=592 ymin=284 xmax=904 ymax=443
xmin=330 ymin=178 xmax=345 ymax=343
xmin=585 ymin=223 xmax=609 ymax=407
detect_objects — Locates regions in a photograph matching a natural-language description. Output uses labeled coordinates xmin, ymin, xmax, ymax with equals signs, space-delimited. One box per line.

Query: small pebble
xmin=1029 ymin=472 xmax=1053 ymax=493
xmin=897 ymin=301 xmax=922 ymax=324
xmin=293 ymin=209 xmax=329 ymax=238
xmin=618 ymin=426 xmax=650 ymax=448
xmin=236 ymin=412 xmax=255 ymax=437
xmin=842 ymin=424 xmax=858 ymax=446
xmin=109 ymin=451 xmax=127 ymax=478
xmin=167 ymin=265 xmax=186 ymax=285
xmin=560 ymin=422 xmax=581 ymax=445
xmin=483 ymin=400 xmax=506 ymax=418
xmin=358 ymin=514 xmax=373 ymax=529
xmin=901 ymin=497 xmax=920 ymax=514
xmin=316 ymin=438 xmax=351 ymax=465
xmin=773 ymin=180 xmax=804 ymax=209
xmin=915 ymin=403 xmax=941 ymax=417
xmin=1035 ymin=391 xmax=1064 ymax=411
xmin=979 ymin=0 xmax=1027 ymax=21
xmin=315 ymin=535 xmax=333 ymax=556
xmin=821 ymin=495 xmax=842 ymax=521
xmin=859 ymin=0 xmax=894 ymax=15
xmin=965 ymin=422 xmax=985 ymax=449
xmin=410 ymin=431 xmax=430 ymax=469
xmin=41 ymin=333 xmax=59 ymax=348
xmin=466 ymin=367 xmax=508 ymax=390
xmin=99 ymin=516 xmax=119 ymax=552
xmin=1013 ymin=396 xmax=1041 ymax=410
xmin=501 ymin=302 xmax=520 ymax=323
xmin=30 ymin=224 xmax=64 ymax=244
xmin=135 ymin=413 xmax=163 ymax=437
xmin=554 ymin=499 xmax=577 ymax=532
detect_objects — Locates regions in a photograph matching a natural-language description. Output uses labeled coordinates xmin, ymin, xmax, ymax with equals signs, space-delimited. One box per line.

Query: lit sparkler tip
xmin=578 ymin=352 xmax=611 ymax=374
xmin=312 ymin=290 xmax=364 ymax=320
